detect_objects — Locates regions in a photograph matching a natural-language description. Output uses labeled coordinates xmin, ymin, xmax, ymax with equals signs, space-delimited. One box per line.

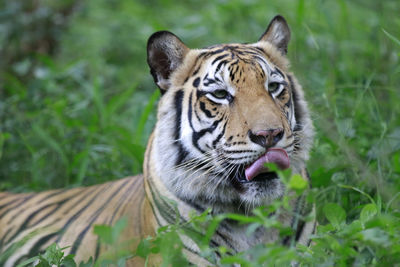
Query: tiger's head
xmin=146 ymin=16 xmax=314 ymax=213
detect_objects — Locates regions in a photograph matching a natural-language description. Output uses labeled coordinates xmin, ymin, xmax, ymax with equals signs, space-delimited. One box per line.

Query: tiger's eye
xmin=268 ymin=82 xmax=280 ymax=92
xmin=212 ymin=89 xmax=228 ymax=99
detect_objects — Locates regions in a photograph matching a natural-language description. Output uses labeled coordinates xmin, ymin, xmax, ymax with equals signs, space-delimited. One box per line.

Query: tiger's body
xmin=0 ymin=177 xmax=152 ymax=266
xmin=0 ymin=15 xmax=315 ymax=266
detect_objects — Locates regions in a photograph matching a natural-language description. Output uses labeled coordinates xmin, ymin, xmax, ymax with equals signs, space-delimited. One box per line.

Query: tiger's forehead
xmin=191 ymin=44 xmax=286 ymax=89
xmin=174 ymin=42 xmax=289 ymax=91
xmin=201 ymin=44 xmax=275 ymax=71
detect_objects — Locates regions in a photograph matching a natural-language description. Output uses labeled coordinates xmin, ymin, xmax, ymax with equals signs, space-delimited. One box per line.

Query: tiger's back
xmin=0 ymin=176 xmax=154 ymax=266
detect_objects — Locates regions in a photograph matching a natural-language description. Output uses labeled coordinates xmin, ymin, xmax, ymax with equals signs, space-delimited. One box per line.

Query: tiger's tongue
xmin=244 ymin=148 xmax=290 ymax=181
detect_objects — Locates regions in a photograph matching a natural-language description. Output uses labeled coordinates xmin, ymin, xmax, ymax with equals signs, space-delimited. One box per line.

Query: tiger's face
xmin=147 ymin=16 xmax=313 ymax=212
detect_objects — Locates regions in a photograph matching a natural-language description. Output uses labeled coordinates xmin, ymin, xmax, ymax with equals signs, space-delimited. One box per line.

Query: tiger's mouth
xmin=234 ymin=169 xmax=279 ymax=183
xmin=232 ymin=148 xmax=290 ymax=184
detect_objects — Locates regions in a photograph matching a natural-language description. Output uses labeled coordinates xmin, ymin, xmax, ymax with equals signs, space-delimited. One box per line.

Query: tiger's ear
xmin=259 ymin=15 xmax=291 ymax=55
xmin=147 ymin=31 xmax=189 ymax=93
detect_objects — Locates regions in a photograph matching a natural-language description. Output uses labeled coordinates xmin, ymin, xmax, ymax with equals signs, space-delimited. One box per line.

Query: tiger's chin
xmin=228 ymin=167 xmax=286 ymax=207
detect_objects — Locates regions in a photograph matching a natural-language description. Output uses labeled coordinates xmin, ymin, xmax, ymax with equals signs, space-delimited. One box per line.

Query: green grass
xmin=1 ymin=0 xmax=400 ymax=265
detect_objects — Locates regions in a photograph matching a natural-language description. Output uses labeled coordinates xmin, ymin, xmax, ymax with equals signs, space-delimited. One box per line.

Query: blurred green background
xmin=1 ymin=0 xmax=399 ymax=220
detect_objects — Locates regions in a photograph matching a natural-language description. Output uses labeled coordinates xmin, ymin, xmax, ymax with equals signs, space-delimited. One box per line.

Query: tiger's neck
xmin=143 ymin=132 xmax=195 ymax=224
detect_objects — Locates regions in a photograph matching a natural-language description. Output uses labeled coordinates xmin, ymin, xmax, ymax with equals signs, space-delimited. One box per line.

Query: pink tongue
xmin=244 ymin=148 xmax=290 ymax=181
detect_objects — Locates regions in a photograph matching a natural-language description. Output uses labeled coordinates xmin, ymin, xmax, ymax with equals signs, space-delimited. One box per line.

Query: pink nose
xmin=249 ymin=128 xmax=284 ymax=148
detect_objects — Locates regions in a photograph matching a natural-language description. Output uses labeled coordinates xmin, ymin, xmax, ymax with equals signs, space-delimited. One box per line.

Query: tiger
xmin=0 ymin=15 xmax=315 ymax=266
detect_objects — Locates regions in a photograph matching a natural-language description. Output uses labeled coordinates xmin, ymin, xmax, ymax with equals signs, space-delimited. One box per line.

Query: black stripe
xmin=286 ymin=134 xmax=294 ymax=139
xmin=147 ymin=178 xmax=179 ymax=225
xmin=21 ymin=189 xmax=84 ymax=229
xmin=191 ymin=53 xmax=206 ymax=76
xmin=38 ymin=188 xmax=69 ymax=201
xmin=143 ymin=141 xmax=164 ymax=228
xmin=6 ymin=190 xmax=67 ymax=224
xmin=295 ymin=221 xmax=306 ymax=242
xmin=179 ymin=198 xmax=205 ymax=213
xmin=0 ymin=225 xmax=13 ymax=249
xmin=203 ymin=78 xmax=216 ymax=86
xmin=288 ymin=75 xmax=303 ymax=130
xmin=69 ymin=180 xmax=129 ymax=255
xmin=174 ymin=90 xmax=189 ymax=165
xmin=223 ymin=149 xmax=256 ymax=154
xmin=55 ymin=186 xmax=105 ymax=243
xmin=275 ymin=87 xmax=287 ymax=99
xmin=204 ymin=47 xmax=229 ymax=57
xmin=212 ymin=121 xmax=227 ymax=148
xmin=214 ymin=229 xmax=236 ymax=252
xmin=94 ymin=240 xmax=101 ymax=261
xmin=0 ymin=194 xmax=10 ymax=201
xmin=108 ymin=178 xmax=138 ymax=224
xmin=192 ymin=77 xmax=200 ymax=87
xmin=0 ymin=194 xmax=35 ymax=220
xmin=191 ymin=118 xmax=223 ymax=153
xmin=2 ymin=194 xmax=73 ymax=246
xmin=283 ymin=141 xmax=295 ymax=149
xmin=174 ymin=90 xmax=184 ymax=142
xmin=211 ymin=54 xmax=229 ymax=65
xmin=306 ymin=169 xmax=312 ymax=188
xmin=307 ymin=221 xmax=317 ymax=246
xmin=223 ymin=155 xmax=253 ymax=161
xmin=26 ymin=233 xmax=58 ymax=259
xmin=292 ymin=195 xmax=306 ymax=243
xmin=199 ymin=101 xmax=214 ymax=118
xmin=275 ymin=68 xmax=285 ymax=78
xmin=251 ymin=46 xmax=266 ymax=54
xmin=215 ymin=60 xmax=228 ymax=73
xmin=193 ymin=108 xmax=204 ymax=125
xmin=192 ymin=66 xmax=201 ymax=76
xmin=228 ymin=60 xmax=240 ymax=82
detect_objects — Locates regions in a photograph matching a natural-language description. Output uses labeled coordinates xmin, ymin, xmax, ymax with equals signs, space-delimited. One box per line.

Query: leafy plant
xmin=16 ymin=244 xmax=76 ymax=267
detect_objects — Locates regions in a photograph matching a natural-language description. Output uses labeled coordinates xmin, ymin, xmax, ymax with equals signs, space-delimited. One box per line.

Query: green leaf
xmin=136 ymin=237 xmax=152 ymax=258
xmin=323 ymin=203 xmax=346 ymax=229
xmin=220 ymin=254 xmax=251 ymax=266
xmin=62 ymin=255 xmax=77 ymax=267
xmin=336 ymin=118 xmax=355 ymax=138
xmin=93 ymin=225 xmax=113 ymax=245
xmin=134 ymin=89 xmax=160 ymax=144
xmin=40 ymin=243 xmax=64 ymax=265
xmin=16 ymin=256 xmax=39 ymax=267
xmin=156 ymin=230 xmax=188 ymax=267
xmin=382 ymin=28 xmax=400 ymax=47
xmin=361 ymin=228 xmax=390 ymax=246
xmin=105 ymin=84 xmax=137 ymax=117
xmin=225 ymin=213 xmax=259 ymax=224
xmin=338 ymin=184 xmax=376 ymax=207
xmin=78 ymin=257 xmax=93 ymax=267
xmin=317 ymin=223 xmax=335 ymax=234
xmin=331 ymin=172 xmax=346 ymax=184
xmin=341 ymin=219 xmax=362 ymax=236
xmin=360 ymin=203 xmax=377 ymax=224
xmin=288 ymin=174 xmax=308 ymax=192
xmin=35 ymin=259 xmax=51 ymax=267
xmin=32 ymin=125 xmax=69 ymax=171
xmin=111 ymin=217 xmax=128 ymax=243
xmin=392 ymin=152 xmax=400 ymax=173
xmin=94 ymin=217 xmax=128 ymax=246
xmin=0 ymin=132 xmax=11 ymax=161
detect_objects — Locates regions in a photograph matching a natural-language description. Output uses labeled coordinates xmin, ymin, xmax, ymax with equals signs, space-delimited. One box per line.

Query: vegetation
xmin=1 ymin=0 xmax=400 ymax=265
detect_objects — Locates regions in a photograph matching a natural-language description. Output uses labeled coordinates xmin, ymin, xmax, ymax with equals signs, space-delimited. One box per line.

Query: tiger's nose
xmin=249 ymin=128 xmax=284 ymax=148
